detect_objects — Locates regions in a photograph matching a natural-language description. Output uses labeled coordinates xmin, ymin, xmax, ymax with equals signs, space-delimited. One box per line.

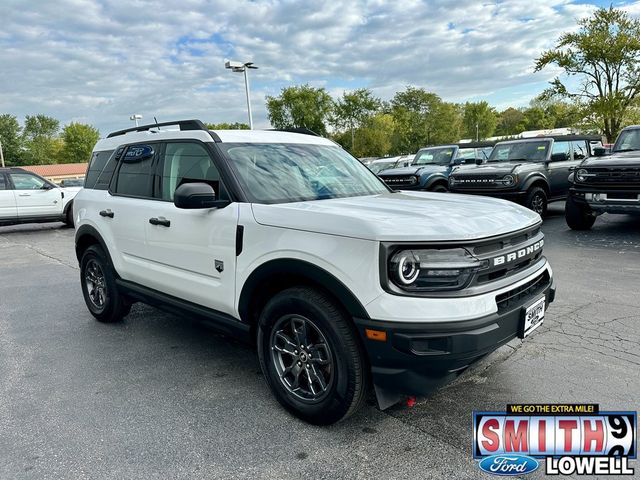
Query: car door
xmin=105 ymin=143 xmax=161 ymax=286
xmin=547 ymin=140 xmax=574 ymax=198
xmin=0 ymin=173 xmax=18 ymax=222
xmin=143 ymin=141 xmax=238 ymax=316
xmin=9 ymin=172 xmax=63 ymax=219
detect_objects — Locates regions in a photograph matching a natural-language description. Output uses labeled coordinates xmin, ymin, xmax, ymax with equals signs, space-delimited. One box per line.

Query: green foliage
xmin=58 ymin=123 xmax=100 ymax=164
xmin=22 ymin=114 xmax=60 ymax=165
xmin=496 ymin=108 xmax=525 ymax=136
xmin=331 ymin=89 xmax=381 ymax=152
xmin=334 ymin=113 xmax=395 ymax=158
xmin=389 ymin=87 xmax=461 ymax=154
xmin=206 ymin=122 xmax=250 ymax=130
xmin=535 ymin=6 xmax=640 ymax=140
xmin=266 ymin=85 xmax=334 ymax=135
xmin=462 ymin=101 xmax=497 ymax=140
xmin=0 ymin=114 xmax=24 ymax=166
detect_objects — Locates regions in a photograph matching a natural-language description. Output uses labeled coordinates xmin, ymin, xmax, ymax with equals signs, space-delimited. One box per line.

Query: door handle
xmin=99 ymin=209 xmax=114 ymax=218
xmin=18 ymin=193 xmax=31 ymax=197
xmin=149 ymin=217 xmax=170 ymax=227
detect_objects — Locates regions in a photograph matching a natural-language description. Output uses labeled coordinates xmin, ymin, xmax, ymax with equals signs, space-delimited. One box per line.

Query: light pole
xmin=130 ymin=114 xmax=142 ymax=127
xmin=225 ymin=60 xmax=258 ymax=129
xmin=0 ymin=139 xmax=4 ymax=168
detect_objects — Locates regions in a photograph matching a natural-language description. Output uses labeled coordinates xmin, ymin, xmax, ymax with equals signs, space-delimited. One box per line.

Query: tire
xmin=80 ymin=245 xmax=130 ymax=323
xmin=430 ymin=184 xmax=448 ymax=193
xmin=565 ymin=195 xmax=596 ymax=230
xmin=257 ymin=287 xmax=368 ymax=425
xmin=525 ymin=187 xmax=548 ymax=217
xmin=64 ymin=204 xmax=74 ymax=227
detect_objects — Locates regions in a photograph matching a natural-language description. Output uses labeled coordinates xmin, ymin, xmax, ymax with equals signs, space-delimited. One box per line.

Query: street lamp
xmin=0 ymin=139 xmax=4 ymax=168
xmin=130 ymin=114 xmax=143 ymax=127
xmin=225 ymin=60 xmax=258 ymax=129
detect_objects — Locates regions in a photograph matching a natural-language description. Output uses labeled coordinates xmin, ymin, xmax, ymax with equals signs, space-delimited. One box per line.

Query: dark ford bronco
xmin=566 ymin=125 xmax=640 ymax=230
xmin=448 ymin=135 xmax=601 ymax=216
xmin=378 ymin=142 xmax=494 ymax=192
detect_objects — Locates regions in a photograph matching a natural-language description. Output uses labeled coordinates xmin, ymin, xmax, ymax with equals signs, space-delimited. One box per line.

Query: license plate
xmin=521 ymin=296 xmax=545 ymax=338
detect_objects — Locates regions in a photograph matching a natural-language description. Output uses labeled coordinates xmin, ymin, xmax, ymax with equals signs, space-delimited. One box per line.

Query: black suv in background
xmin=448 ymin=135 xmax=601 ymax=216
xmin=566 ymin=126 xmax=640 ymax=229
xmin=378 ymin=142 xmax=494 ymax=192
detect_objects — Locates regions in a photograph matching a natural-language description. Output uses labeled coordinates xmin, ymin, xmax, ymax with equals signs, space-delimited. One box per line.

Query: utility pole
xmin=0 ymin=139 xmax=5 ymax=168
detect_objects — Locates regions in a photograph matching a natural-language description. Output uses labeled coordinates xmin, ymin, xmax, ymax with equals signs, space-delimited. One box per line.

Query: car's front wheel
xmin=430 ymin=184 xmax=448 ymax=193
xmin=80 ymin=245 xmax=130 ymax=323
xmin=525 ymin=187 xmax=548 ymax=216
xmin=565 ymin=195 xmax=596 ymax=230
xmin=257 ymin=287 xmax=368 ymax=425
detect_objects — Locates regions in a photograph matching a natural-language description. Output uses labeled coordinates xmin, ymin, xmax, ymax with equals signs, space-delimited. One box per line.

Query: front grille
xmin=495 ymin=270 xmax=550 ymax=312
xmin=451 ymin=175 xmax=499 ymax=189
xmin=583 ymin=167 xmax=640 ymax=186
xmin=381 ymin=175 xmax=418 ymax=188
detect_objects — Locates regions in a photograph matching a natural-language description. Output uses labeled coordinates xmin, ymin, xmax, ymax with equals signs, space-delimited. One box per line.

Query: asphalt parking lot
xmin=1 ymin=204 xmax=639 ymax=479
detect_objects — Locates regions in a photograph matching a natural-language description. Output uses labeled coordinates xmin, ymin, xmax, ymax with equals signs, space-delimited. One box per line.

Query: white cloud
xmin=0 ymin=0 xmax=638 ymax=135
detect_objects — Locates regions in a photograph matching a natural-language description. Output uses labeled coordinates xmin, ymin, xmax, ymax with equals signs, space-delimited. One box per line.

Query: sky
xmin=1 ymin=0 xmax=639 ymax=136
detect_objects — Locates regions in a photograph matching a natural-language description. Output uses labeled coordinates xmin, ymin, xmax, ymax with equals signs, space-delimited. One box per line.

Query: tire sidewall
xmin=527 ymin=187 xmax=548 ymax=216
xmin=257 ymin=290 xmax=359 ymax=424
xmin=80 ymin=246 xmax=118 ymax=321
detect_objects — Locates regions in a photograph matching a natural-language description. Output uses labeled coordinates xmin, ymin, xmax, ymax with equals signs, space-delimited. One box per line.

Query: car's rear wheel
xmin=257 ymin=287 xmax=368 ymax=425
xmin=525 ymin=187 xmax=548 ymax=217
xmin=80 ymin=245 xmax=130 ymax=323
xmin=565 ymin=195 xmax=596 ymax=230
xmin=430 ymin=184 xmax=448 ymax=193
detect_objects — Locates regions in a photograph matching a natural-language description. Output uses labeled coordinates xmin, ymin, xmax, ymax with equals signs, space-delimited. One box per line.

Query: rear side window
xmin=113 ymin=144 xmax=156 ymax=198
xmin=0 ymin=175 xmax=6 ymax=190
xmin=85 ymin=150 xmax=115 ymax=190
xmin=550 ymin=141 xmax=571 ymax=161
xmin=572 ymin=141 xmax=588 ymax=160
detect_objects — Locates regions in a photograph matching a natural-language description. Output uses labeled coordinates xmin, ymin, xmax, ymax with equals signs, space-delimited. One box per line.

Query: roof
xmin=495 ymin=134 xmax=601 ymax=145
xmin=20 ymin=163 xmax=88 ymax=177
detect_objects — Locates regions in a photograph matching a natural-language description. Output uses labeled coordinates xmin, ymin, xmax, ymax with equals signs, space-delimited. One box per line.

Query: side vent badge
xmin=214 ymin=260 xmax=224 ymax=273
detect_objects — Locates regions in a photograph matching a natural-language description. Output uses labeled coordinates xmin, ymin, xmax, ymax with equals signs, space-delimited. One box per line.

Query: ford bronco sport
xmin=566 ymin=125 xmax=640 ymax=229
xmin=74 ymin=120 xmax=555 ymax=424
xmin=448 ymin=135 xmax=601 ymax=216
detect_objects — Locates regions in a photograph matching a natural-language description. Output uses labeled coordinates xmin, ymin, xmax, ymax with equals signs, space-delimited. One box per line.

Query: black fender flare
xmin=522 ymin=174 xmax=550 ymax=193
xmin=238 ymin=258 xmax=370 ymax=323
xmin=422 ymin=173 xmax=449 ymax=190
xmin=74 ymin=224 xmax=115 ymax=268
xmin=63 ymin=199 xmax=74 ymax=215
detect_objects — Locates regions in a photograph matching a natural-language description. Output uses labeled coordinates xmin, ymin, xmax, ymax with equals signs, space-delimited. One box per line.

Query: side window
xmin=551 ymin=141 xmax=571 ymax=161
xmin=10 ymin=173 xmax=46 ymax=190
xmin=85 ymin=150 xmax=114 ymax=189
xmin=572 ymin=141 xmax=588 ymax=160
xmin=160 ymin=142 xmax=225 ymax=201
xmin=0 ymin=175 xmax=6 ymax=190
xmin=113 ymin=144 xmax=156 ymax=198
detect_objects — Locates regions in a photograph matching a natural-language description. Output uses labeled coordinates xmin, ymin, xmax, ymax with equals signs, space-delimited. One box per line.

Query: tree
xmin=389 ymin=87 xmax=461 ymax=154
xmin=496 ymin=108 xmax=525 ymax=136
xmin=266 ymin=85 xmax=334 ymax=135
xmin=0 ymin=114 xmax=24 ymax=166
xmin=205 ymin=122 xmax=250 ymax=130
xmin=462 ymin=101 xmax=497 ymax=140
xmin=58 ymin=123 xmax=100 ymax=164
xmin=22 ymin=114 xmax=60 ymax=165
xmin=535 ymin=6 xmax=640 ymax=140
xmin=334 ymin=113 xmax=395 ymax=158
xmin=331 ymin=88 xmax=381 ymax=151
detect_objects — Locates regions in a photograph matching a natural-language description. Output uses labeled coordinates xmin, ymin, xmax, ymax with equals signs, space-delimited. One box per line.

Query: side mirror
xmin=593 ymin=147 xmax=606 ymax=157
xmin=453 ymin=158 xmax=464 ymax=166
xmin=475 ymin=158 xmax=483 ymax=166
xmin=41 ymin=183 xmax=53 ymax=190
xmin=174 ymin=182 xmax=229 ymax=209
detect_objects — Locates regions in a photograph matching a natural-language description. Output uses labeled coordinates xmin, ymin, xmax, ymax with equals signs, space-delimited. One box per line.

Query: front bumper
xmin=570 ymin=187 xmax=640 ymax=214
xmin=354 ymin=269 xmax=555 ymax=396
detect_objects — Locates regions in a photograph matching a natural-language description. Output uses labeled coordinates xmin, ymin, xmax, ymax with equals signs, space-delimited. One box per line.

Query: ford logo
xmin=123 ymin=145 xmax=154 ymax=162
xmin=478 ymin=454 xmax=539 ymax=476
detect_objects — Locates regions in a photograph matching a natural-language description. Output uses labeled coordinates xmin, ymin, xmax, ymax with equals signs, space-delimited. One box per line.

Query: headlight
xmin=389 ymin=248 xmax=488 ymax=292
xmin=500 ymin=174 xmax=517 ymax=186
xmin=449 ymin=177 xmax=456 ymax=186
xmin=576 ymin=169 xmax=588 ymax=182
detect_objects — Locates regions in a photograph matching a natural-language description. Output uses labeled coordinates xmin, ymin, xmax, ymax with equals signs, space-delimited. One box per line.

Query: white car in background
xmin=0 ymin=167 xmax=80 ymax=227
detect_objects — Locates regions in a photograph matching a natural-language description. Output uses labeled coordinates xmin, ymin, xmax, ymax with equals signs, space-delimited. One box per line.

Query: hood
xmin=452 ymin=162 xmax=523 ymax=176
xmin=581 ymin=150 xmax=640 ymax=167
xmin=379 ymin=164 xmax=447 ymax=177
xmin=251 ymin=191 xmax=540 ymax=242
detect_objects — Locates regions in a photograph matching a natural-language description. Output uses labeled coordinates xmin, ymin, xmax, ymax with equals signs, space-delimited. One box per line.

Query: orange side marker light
xmin=365 ymin=329 xmax=387 ymax=342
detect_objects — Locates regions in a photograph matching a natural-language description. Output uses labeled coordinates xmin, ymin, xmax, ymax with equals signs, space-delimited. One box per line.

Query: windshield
xmin=488 ymin=141 xmax=549 ymax=162
xmin=220 ymin=143 xmax=389 ymax=203
xmin=369 ymin=160 xmax=397 ymax=174
xmin=413 ymin=147 xmax=455 ymax=165
xmin=613 ymin=128 xmax=640 ymax=152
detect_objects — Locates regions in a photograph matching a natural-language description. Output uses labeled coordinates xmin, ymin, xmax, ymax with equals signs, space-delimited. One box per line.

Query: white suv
xmin=74 ymin=120 xmax=555 ymax=424
xmin=0 ymin=167 xmax=79 ymax=227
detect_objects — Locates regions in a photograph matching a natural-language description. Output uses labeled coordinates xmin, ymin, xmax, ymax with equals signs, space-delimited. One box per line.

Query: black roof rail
xmin=270 ymin=127 xmax=321 ymax=137
xmin=107 ymin=119 xmax=208 ymax=138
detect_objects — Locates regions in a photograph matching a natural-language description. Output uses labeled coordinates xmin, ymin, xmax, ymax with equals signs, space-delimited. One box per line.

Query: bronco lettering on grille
xmin=493 ymin=239 xmax=544 ymax=266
